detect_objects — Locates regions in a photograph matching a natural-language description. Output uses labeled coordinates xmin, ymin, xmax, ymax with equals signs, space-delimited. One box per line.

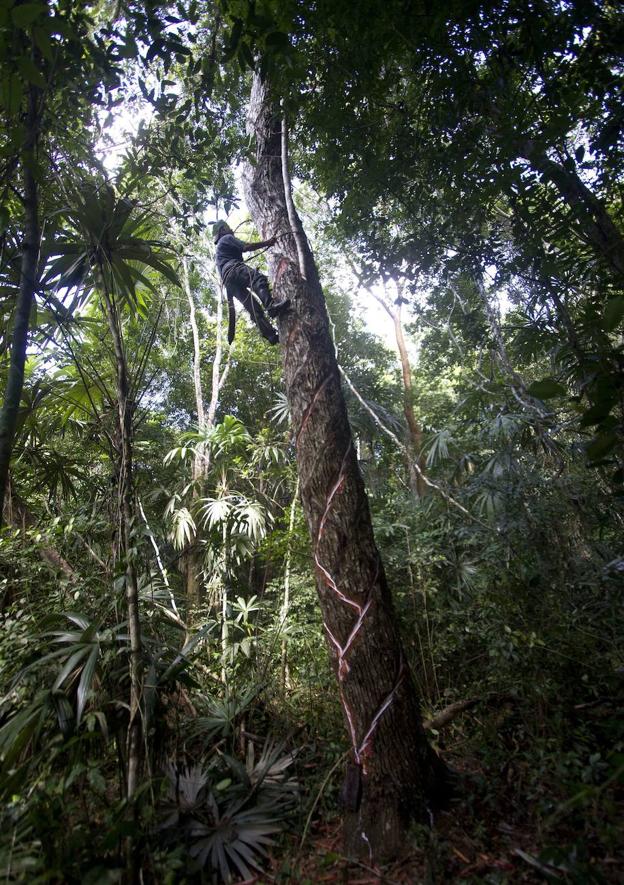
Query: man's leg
xmin=238 ymin=289 xmax=279 ymax=344
xmin=226 ymin=269 xmax=279 ymax=344
xmin=248 ymin=268 xmax=272 ymax=307
xmin=249 ymin=268 xmax=290 ymax=317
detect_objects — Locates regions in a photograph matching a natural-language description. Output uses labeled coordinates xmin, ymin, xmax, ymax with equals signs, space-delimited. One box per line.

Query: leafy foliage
xmin=0 ymin=0 xmax=623 ymax=880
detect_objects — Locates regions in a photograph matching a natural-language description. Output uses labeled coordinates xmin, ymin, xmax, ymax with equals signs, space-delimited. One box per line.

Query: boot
xmin=265 ymin=328 xmax=279 ymax=345
xmin=267 ymin=297 xmax=291 ymax=318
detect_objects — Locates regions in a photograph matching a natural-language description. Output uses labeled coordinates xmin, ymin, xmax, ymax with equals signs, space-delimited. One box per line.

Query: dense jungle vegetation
xmin=0 ymin=0 xmax=623 ymax=881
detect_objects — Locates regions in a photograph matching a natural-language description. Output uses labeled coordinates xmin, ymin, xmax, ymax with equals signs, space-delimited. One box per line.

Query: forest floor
xmin=263 ymin=747 xmax=623 ymax=884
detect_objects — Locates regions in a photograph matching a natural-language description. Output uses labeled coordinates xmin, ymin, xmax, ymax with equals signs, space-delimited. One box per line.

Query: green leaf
xmin=527 ymin=378 xmax=567 ymax=399
xmin=144 ymin=255 xmax=180 ymax=288
xmin=0 ymin=74 xmax=23 ymax=116
xmin=53 ymin=646 xmax=89 ymax=691
xmin=17 ymin=56 xmax=46 ymax=89
xmin=579 ymin=400 xmax=614 ymax=428
xmin=33 ymin=26 xmax=54 ymax=61
xmin=604 ymin=296 xmax=624 ymax=332
xmin=265 ymin=32 xmax=290 ymax=51
xmin=586 ymin=431 xmax=618 ymax=462
xmin=77 ymin=645 xmax=99 ymax=724
xmin=12 ymin=3 xmax=44 ymax=28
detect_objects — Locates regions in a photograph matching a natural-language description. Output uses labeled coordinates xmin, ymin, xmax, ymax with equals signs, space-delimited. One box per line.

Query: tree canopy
xmin=0 ymin=0 xmax=622 ymax=881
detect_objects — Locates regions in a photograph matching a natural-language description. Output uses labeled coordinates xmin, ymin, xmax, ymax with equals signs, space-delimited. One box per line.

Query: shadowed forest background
xmin=0 ymin=0 xmax=623 ymax=881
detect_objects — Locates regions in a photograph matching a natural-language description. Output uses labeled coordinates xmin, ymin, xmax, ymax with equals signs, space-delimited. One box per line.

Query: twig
xmin=297 ymin=750 xmax=350 ymax=856
xmin=423 ymin=698 xmax=479 ymax=731
xmin=338 ymin=364 xmax=492 ymax=530
xmin=339 ymin=856 xmax=403 ymax=885
xmin=138 ymin=498 xmax=184 ymax=625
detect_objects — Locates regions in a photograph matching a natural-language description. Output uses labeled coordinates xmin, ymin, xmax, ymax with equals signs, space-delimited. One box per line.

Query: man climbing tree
xmin=213 ymin=220 xmax=290 ymax=344
xmin=242 ymin=71 xmax=449 ymax=861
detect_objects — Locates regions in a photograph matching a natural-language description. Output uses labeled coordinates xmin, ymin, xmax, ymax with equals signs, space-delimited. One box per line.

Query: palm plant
xmin=0 ymin=611 xmax=127 ymax=799
xmin=158 ymin=739 xmax=298 ymax=882
xmin=164 ymin=416 xmax=274 ymax=680
xmin=43 ymin=177 xmax=179 ymax=798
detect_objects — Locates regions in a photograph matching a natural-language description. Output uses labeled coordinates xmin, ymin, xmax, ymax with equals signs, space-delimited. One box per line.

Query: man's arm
xmin=240 ymin=236 xmax=276 ymax=252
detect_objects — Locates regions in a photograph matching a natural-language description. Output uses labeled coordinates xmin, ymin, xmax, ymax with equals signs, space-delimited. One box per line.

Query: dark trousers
xmin=223 ymin=262 xmax=278 ymax=344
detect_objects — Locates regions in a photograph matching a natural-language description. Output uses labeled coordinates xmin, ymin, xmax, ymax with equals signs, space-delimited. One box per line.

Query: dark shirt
xmin=216 ymin=234 xmax=246 ymax=279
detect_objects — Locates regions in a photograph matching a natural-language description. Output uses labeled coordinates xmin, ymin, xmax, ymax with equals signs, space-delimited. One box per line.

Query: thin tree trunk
xmin=206 ymin=279 xmax=225 ymax=431
xmin=182 ymin=256 xmax=204 ymax=610
xmin=183 ymin=256 xmax=227 ymax=612
xmin=348 ymin=265 xmax=426 ymax=496
xmin=100 ymin=288 xmax=142 ymax=800
xmin=0 ymin=87 xmax=40 ymax=521
xmin=390 ymin=294 xmax=426 ymax=497
xmin=243 ymin=72 xmax=446 ymax=860
xmin=183 ymin=256 xmax=206 ymax=446
xmin=220 ymin=520 xmax=228 ymax=685
xmin=280 ymin=477 xmax=299 ymax=690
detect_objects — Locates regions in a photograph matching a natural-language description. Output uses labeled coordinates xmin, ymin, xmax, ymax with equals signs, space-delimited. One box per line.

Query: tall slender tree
xmin=0 ymin=84 xmax=40 ymax=520
xmin=243 ymin=71 xmax=446 ymax=858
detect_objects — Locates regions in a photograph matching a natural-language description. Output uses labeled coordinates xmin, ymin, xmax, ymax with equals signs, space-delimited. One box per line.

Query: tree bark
xmin=0 ymin=86 xmax=40 ymax=521
xmin=242 ymin=72 xmax=446 ymax=860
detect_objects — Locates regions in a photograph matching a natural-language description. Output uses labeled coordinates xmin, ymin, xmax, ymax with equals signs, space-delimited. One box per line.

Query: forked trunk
xmin=183 ymin=254 xmax=228 ymax=612
xmin=242 ymin=72 xmax=446 ymax=860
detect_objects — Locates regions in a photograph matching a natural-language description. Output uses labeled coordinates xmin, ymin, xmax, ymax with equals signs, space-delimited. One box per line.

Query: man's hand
xmin=242 ymin=235 xmax=277 ymax=253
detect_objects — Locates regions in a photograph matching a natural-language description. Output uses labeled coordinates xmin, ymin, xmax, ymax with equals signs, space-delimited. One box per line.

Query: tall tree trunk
xmin=100 ymin=288 xmax=142 ymax=800
xmin=220 ymin=520 xmax=229 ymax=685
xmin=0 ymin=87 xmax=40 ymax=521
xmin=183 ymin=256 xmax=206 ymax=452
xmin=205 ymin=276 xmax=227 ymax=431
xmin=243 ymin=72 xmax=446 ymax=860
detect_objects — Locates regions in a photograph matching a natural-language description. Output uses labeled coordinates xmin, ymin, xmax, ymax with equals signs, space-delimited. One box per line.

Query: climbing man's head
xmin=213 ymin=221 xmax=232 ymax=243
